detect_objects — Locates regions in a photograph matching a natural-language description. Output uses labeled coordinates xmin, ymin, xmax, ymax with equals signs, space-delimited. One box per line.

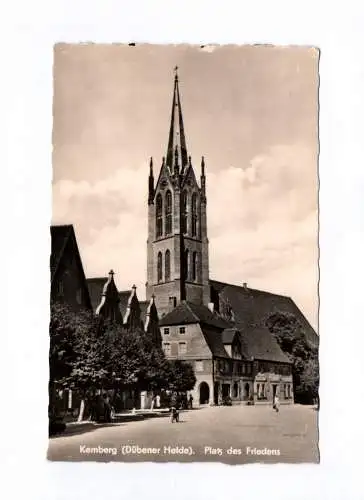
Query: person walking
xmin=273 ymin=394 xmax=280 ymax=412
xmin=189 ymin=394 xmax=193 ymax=410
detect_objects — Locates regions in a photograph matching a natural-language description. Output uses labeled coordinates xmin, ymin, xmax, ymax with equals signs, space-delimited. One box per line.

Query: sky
xmin=52 ymin=43 xmax=319 ymax=330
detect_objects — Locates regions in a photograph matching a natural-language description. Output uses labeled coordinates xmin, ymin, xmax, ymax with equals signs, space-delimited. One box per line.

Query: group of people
xmin=89 ymin=393 xmax=113 ymax=423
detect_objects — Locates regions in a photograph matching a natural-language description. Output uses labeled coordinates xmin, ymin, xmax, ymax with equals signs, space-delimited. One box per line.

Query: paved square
xmin=48 ymin=404 xmax=319 ymax=464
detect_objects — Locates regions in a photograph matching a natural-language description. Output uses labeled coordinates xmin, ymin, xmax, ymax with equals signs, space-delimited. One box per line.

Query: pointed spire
xmin=166 ymin=69 xmax=188 ymax=172
xmin=201 ymin=156 xmax=206 ymax=199
xmin=148 ymin=157 xmax=154 ymax=205
xmin=123 ymin=284 xmax=142 ymax=331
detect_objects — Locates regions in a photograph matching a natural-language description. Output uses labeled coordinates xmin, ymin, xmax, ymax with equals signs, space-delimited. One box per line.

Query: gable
xmin=51 ymin=225 xmax=92 ymax=311
xmin=181 ymin=163 xmax=199 ymax=190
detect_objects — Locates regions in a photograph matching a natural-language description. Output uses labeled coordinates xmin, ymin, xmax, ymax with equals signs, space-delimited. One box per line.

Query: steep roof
xmin=210 ymin=279 xmax=318 ymax=346
xmin=50 ymin=224 xmax=73 ymax=282
xmin=119 ymin=290 xmax=148 ymax=326
xmin=201 ymin=327 xmax=231 ymax=358
xmin=50 ymin=224 xmax=92 ymax=310
xmin=159 ymin=301 xmax=231 ymax=329
xmin=240 ymin=327 xmax=291 ymax=363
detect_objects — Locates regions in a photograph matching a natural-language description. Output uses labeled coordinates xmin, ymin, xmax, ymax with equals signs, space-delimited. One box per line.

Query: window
xmin=165 ymin=250 xmax=171 ymax=282
xmin=163 ymin=328 xmax=170 ymax=335
xmin=165 ymin=190 xmax=172 ymax=235
xmin=178 ymin=342 xmax=187 ymax=355
xmin=191 ymin=192 xmax=198 ymax=237
xmin=163 ymin=343 xmax=171 ymax=356
xmin=156 ymin=194 xmax=163 ymax=238
xmin=157 ymin=252 xmax=163 ymax=282
xmin=192 ymin=251 xmax=197 ymax=281
xmin=179 ymin=327 xmax=185 ymax=334
xmin=181 ymin=190 xmax=188 ymax=234
xmin=195 ymin=360 xmax=203 ymax=372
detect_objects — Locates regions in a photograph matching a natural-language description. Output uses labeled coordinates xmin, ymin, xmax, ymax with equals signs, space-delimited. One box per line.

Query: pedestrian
xmin=189 ymin=394 xmax=193 ymax=409
xmin=103 ymin=393 xmax=112 ymax=422
xmin=155 ymin=394 xmax=161 ymax=409
xmin=273 ymin=394 xmax=280 ymax=412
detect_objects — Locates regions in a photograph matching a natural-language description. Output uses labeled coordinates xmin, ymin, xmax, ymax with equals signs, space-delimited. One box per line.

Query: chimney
xmin=208 ymin=302 xmax=214 ymax=313
xmin=243 ymin=282 xmax=248 ymax=289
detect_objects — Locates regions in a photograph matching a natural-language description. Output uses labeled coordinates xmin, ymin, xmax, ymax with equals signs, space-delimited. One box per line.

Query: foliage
xmin=164 ymin=359 xmax=197 ymax=393
xmin=49 ymin=303 xmax=197 ymax=408
xmin=265 ymin=312 xmax=319 ymax=404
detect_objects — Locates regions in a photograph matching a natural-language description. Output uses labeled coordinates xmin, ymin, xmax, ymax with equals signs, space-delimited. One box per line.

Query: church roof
xmin=159 ymin=300 xmax=231 ymax=330
xmin=209 ymin=279 xmax=318 ymax=346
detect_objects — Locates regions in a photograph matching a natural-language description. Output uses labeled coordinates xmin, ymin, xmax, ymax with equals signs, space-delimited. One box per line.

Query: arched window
xmin=156 ymin=194 xmax=163 ymax=238
xmin=192 ymin=251 xmax=197 ymax=281
xmin=157 ymin=252 xmax=163 ymax=282
xmin=181 ymin=190 xmax=188 ymax=234
xmin=183 ymin=249 xmax=189 ymax=281
xmin=165 ymin=250 xmax=171 ymax=282
xmin=165 ymin=191 xmax=172 ymax=235
xmin=191 ymin=192 xmax=198 ymax=237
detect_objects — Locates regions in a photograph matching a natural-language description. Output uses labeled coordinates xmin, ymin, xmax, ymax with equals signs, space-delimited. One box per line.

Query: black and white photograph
xmin=48 ymin=43 xmax=319 ymax=464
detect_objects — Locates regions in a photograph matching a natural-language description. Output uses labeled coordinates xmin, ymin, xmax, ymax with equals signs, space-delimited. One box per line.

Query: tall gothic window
xmin=181 ymin=190 xmax=188 ymax=234
xmin=191 ymin=192 xmax=198 ymax=237
xmin=156 ymin=194 xmax=163 ymax=238
xmin=192 ymin=251 xmax=197 ymax=281
xmin=165 ymin=250 xmax=171 ymax=282
xmin=165 ymin=190 xmax=172 ymax=235
xmin=157 ymin=252 xmax=163 ymax=282
xmin=183 ymin=249 xmax=189 ymax=281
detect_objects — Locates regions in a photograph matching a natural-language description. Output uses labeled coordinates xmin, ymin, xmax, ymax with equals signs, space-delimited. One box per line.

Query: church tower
xmin=146 ymin=69 xmax=210 ymax=317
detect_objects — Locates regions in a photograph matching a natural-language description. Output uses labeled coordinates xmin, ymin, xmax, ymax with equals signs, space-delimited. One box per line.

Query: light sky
xmin=52 ymin=44 xmax=319 ymax=330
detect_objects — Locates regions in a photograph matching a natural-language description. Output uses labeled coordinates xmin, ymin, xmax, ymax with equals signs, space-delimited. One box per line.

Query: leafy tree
xmin=49 ymin=303 xmax=197 ymax=420
xmin=164 ymin=359 xmax=196 ymax=393
xmin=265 ymin=312 xmax=319 ymax=404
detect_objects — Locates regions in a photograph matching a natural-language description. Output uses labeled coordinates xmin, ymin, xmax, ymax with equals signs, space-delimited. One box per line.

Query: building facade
xmin=143 ymin=70 xmax=316 ymax=406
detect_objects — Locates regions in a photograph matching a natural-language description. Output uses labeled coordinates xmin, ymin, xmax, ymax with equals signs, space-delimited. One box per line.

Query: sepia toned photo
xmin=48 ymin=44 xmax=319 ymax=464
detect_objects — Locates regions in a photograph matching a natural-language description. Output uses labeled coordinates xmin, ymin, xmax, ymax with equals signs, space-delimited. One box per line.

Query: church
xmin=86 ymin=70 xmax=318 ymax=407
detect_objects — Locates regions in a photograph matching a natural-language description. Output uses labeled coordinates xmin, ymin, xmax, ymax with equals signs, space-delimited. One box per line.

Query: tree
xmin=49 ymin=301 xmax=107 ymax=420
xmin=265 ymin=312 xmax=319 ymax=404
xmin=165 ymin=359 xmax=196 ymax=393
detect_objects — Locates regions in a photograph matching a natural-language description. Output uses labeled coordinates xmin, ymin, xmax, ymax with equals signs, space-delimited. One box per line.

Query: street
xmin=48 ymin=404 xmax=319 ymax=464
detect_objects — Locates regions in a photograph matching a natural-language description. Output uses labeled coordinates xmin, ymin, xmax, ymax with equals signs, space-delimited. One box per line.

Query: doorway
xmin=199 ymin=382 xmax=210 ymax=405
